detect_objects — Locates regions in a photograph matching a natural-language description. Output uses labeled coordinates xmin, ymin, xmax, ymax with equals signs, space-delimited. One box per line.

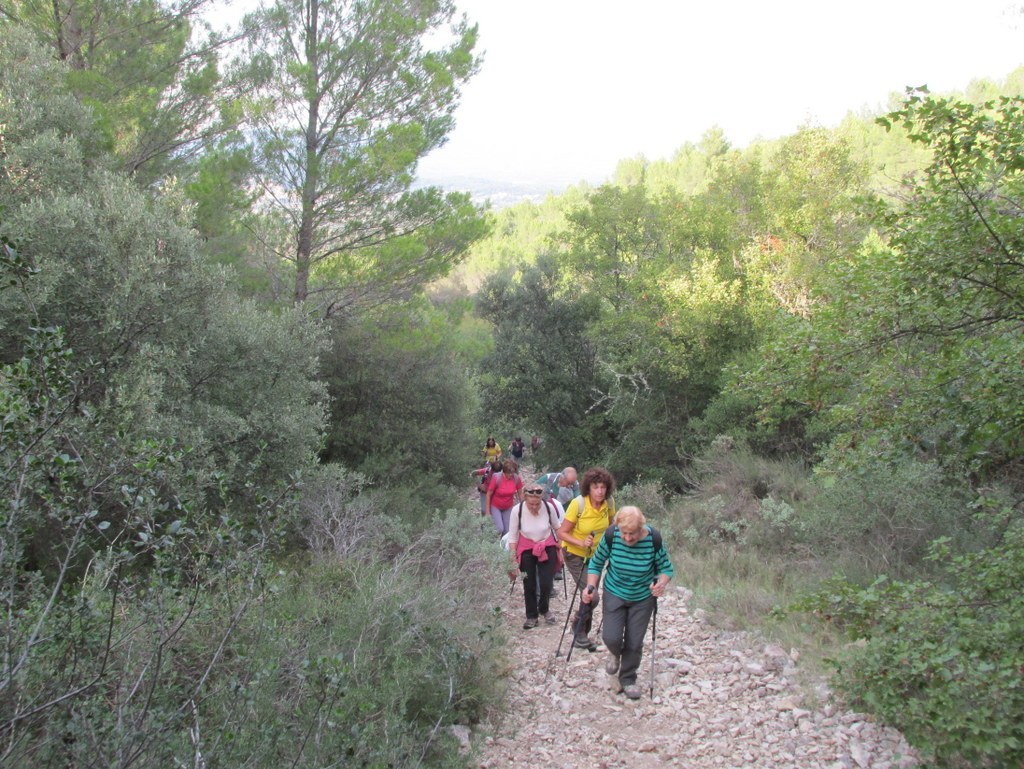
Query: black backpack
xmin=602 ymin=524 xmax=663 ymax=569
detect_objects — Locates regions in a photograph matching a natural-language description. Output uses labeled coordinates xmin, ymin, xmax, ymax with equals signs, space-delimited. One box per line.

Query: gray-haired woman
xmin=580 ymin=506 xmax=674 ymax=699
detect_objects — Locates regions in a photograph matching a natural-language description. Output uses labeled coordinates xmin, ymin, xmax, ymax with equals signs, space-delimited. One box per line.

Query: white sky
xmin=416 ymin=0 xmax=1024 ymax=188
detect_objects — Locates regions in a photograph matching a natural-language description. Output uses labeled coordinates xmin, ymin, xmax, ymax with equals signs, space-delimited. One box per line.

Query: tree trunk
xmin=294 ymin=0 xmax=320 ymax=307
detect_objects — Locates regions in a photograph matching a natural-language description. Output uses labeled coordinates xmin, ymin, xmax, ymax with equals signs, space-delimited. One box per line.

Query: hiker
xmin=482 ymin=436 xmax=502 ymax=463
xmin=534 ymin=466 xmax=579 ymax=507
xmin=510 ymin=436 xmax=525 ymax=465
xmin=580 ymin=506 xmax=674 ymax=699
xmin=485 ymin=458 xmax=523 ymax=536
xmin=530 ymin=434 xmax=540 ymax=456
xmin=508 ymin=482 xmax=563 ymax=629
xmin=472 ymin=460 xmax=502 ymax=515
xmin=556 ymin=466 xmax=615 ymax=650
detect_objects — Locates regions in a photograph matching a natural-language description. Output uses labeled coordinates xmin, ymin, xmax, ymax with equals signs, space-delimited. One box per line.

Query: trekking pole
xmin=508 ymin=571 xmax=517 ymax=597
xmin=556 ymin=573 xmax=582 ymax=658
xmin=565 ymin=585 xmax=594 ymax=664
xmin=649 ymin=598 xmax=659 ymax=699
xmin=545 ymin=517 xmax=567 ymax=601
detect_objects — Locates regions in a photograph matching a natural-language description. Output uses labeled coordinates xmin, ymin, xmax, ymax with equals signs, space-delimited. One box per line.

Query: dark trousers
xmin=564 ymin=552 xmax=598 ymax=640
xmin=520 ymin=546 xmax=557 ymax=619
xmin=601 ymin=592 xmax=656 ymax=686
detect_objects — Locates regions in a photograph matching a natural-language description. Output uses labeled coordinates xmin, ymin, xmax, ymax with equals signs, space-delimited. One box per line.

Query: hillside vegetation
xmin=2 ymin=2 xmax=1023 ymax=766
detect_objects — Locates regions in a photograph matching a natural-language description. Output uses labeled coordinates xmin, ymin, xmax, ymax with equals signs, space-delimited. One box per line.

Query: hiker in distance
xmin=507 ymin=482 xmax=564 ymax=629
xmin=482 ymin=436 xmax=502 ymax=463
xmin=580 ymin=506 xmax=674 ymax=700
xmin=509 ymin=436 xmax=525 ymax=466
xmin=485 ymin=458 xmax=524 ymax=536
xmin=556 ymin=466 xmax=615 ymax=650
xmin=471 ymin=460 xmax=502 ymax=514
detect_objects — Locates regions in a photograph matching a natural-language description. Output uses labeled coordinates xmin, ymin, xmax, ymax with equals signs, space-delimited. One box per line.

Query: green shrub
xmin=675 ymin=436 xmax=810 ymax=554
xmin=617 ymin=478 xmax=671 ymax=527
xmin=804 ymin=452 xmax=972 ymax=575
xmin=797 ymin=525 xmax=1024 ymax=768
xmin=198 ymin=508 xmax=507 ymax=768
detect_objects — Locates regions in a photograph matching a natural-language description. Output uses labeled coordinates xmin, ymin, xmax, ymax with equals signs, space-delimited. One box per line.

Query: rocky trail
xmin=457 ymin=468 xmax=920 ymax=768
xmin=459 ymin=581 xmax=920 ymax=769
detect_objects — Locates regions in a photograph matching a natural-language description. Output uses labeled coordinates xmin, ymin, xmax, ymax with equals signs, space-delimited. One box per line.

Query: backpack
xmin=489 ymin=471 xmax=523 ymax=498
xmin=602 ymin=524 xmax=663 ymax=570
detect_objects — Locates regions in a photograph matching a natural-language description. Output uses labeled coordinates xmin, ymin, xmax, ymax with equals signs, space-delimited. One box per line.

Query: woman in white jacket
xmin=507 ymin=483 xmax=564 ymax=629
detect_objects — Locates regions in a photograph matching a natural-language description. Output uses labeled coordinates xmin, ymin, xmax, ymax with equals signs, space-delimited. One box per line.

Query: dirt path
xmin=460 ymin=472 xmax=920 ymax=768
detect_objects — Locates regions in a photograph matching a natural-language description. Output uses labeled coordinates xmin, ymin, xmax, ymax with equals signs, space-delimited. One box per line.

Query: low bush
xmin=200 ymin=508 xmax=507 ymax=768
xmin=674 ymin=436 xmax=811 ymax=555
xmin=617 ymin=478 xmax=671 ymax=530
xmin=803 ymin=452 xmax=973 ymax=576
xmin=796 ymin=523 xmax=1024 ymax=768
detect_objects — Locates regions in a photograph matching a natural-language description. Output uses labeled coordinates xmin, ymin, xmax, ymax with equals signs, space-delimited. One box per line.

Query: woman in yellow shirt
xmin=556 ymin=466 xmax=616 ymax=650
xmin=482 ymin=436 xmax=502 ymax=463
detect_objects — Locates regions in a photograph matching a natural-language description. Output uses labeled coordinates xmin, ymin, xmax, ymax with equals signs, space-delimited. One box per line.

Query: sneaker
xmin=522 ymin=617 xmax=538 ymax=629
xmin=622 ymin=683 xmax=643 ymax=700
xmin=554 ymin=571 xmax=563 ymax=581
xmin=543 ymin=612 xmax=557 ymax=625
xmin=605 ymin=654 xmax=620 ymax=675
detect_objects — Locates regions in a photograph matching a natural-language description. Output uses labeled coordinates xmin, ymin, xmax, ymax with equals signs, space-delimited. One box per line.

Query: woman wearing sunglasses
xmin=508 ymin=484 xmax=564 ymax=628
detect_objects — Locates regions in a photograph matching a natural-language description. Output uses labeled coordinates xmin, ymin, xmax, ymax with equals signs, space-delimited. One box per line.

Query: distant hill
xmin=415 ymin=174 xmax=583 ymax=208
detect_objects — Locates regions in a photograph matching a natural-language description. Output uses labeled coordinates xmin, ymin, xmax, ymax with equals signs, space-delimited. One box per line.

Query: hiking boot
xmin=573 ymin=636 xmax=597 ymax=650
xmin=553 ymin=570 xmax=563 ymax=581
xmin=522 ymin=617 xmax=538 ymax=629
xmin=622 ymin=683 xmax=643 ymax=700
xmin=543 ymin=612 xmax=557 ymax=625
xmin=605 ymin=654 xmax=620 ymax=675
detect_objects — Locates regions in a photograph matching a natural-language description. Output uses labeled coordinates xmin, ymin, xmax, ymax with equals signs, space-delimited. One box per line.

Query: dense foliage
xmin=0 ymin=9 xmax=498 ymax=767
xmin=4 ymin=0 xmax=1024 ymax=763
xmin=798 ymin=525 xmax=1024 ymax=768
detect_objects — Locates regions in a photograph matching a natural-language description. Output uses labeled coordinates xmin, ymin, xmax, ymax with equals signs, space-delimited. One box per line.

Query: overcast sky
xmin=415 ymin=0 xmax=1024 ymax=189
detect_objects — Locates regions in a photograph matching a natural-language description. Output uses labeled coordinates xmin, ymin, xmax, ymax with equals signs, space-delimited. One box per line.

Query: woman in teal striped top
xmin=580 ymin=506 xmax=674 ymax=700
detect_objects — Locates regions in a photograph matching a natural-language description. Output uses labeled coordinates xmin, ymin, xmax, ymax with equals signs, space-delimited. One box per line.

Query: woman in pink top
xmin=485 ymin=459 xmax=523 ymax=535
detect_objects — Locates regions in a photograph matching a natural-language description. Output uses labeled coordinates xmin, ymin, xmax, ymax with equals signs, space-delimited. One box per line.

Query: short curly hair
xmin=580 ymin=466 xmax=615 ymax=498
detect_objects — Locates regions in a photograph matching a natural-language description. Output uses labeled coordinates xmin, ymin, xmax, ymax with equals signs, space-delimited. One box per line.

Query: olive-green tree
xmin=320 ymin=300 xmax=480 ymax=513
xmin=244 ymin=0 xmax=485 ymax=315
xmin=0 ymin=0 xmax=240 ymax=185
xmin=0 ymin=27 xmax=326 ymax=535
xmin=475 ymin=256 xmax=608 ymax=470
xmin=0 ymin=29 xmax=330 ymax=765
